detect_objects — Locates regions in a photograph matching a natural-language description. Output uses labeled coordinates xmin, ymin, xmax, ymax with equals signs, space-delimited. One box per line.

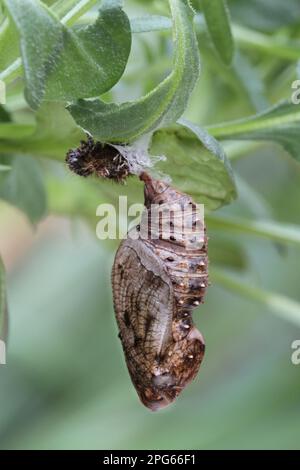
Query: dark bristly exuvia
xmin=66 ymin=136 xmax=130 ymax=183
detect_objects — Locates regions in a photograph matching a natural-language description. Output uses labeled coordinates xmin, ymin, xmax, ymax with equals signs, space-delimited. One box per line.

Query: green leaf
xmin=0 ymin=155 xmax=47 ymax=223
xmin=45 ymin=1 xmax=131 ymax=102
xmin=4 ymin=0 xmax=131 ymax=108
xmin=0 ymin=256 xmax=8 ymax=343
xmin=208 ymin=101 xmax=300 ymax=161
xmin=0 ymin=0 xmax=99 ymax=85
xmin=207 ymin=214 xmax=300 ymax=247
xmin=212 ymin=267 xmax=300 ymax=327
xmin=202 ymin=0 xmax=234 ymax=66
xmin=0 ymin=102 xmax=85 ymax=159
xmin=150 ymin=119 xmax=237 ymax=210
xmin=68 ymin=0 xmax=200 ymax=142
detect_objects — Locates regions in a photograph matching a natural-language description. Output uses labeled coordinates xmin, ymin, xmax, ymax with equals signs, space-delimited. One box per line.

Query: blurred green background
xmin=1 ymin=0 xmax=300 ymax=449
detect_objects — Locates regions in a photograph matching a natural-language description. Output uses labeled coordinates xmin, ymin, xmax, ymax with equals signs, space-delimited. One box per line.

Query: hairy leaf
xmin=68 ymin=0 xmax=200 ymax=142
xmin=150 ymin=119 xmax=237 ymax=210
xmin=4 ymin=0 xmax=131 ymax=108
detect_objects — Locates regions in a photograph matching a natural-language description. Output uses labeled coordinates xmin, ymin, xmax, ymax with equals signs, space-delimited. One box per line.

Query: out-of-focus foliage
xmin=0 ymin=0 xmax=300 ymax=450
xmin=202 ymin=0 xmax=234 ymax=66
xmin=229 ymin=0 xmax=300 ymax=32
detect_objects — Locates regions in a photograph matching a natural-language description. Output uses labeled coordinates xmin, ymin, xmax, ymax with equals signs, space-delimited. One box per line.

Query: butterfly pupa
xmin=112 ymin=172 xmax=208 ymax=411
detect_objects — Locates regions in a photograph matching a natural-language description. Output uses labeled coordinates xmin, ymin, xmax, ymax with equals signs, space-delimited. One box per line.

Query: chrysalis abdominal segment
xmin=112 ymin=172 xmax=208 ymax=411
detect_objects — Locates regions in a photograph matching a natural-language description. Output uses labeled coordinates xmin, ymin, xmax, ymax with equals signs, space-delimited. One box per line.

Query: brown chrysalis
xmin=65 ymin=139 xmax=208 ymax=411
xmin=112 ymin=172 xmax=208 ymax=411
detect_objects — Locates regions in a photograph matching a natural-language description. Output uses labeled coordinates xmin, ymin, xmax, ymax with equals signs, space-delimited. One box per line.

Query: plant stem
xmin=212 ymin=267 xmax=300 ymax=326
xmin=0 ymin=58 xmax=21 ymax=82
xmin=207 ymin=110 xmax=300 ymax=139
xmin=58 ymin=0 xmax=98 ymax=25
xmin=207 ymin=214 xmax=300 ymax=246
xmin=233 ymin=24 xmax=300 ymax=61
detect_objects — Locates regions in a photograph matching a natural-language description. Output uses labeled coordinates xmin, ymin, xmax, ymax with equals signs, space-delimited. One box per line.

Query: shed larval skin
xmin=112 ymin=172 xmax=208 ymax=411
